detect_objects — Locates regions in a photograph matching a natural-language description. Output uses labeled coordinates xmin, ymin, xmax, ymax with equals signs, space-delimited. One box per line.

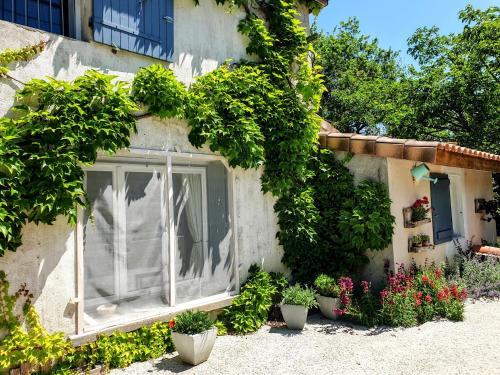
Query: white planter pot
xmin=171 ymin=327 xmax=217 ymax=365
xmin=316 ymin=295 xmax=340 ymax=320
xmin=130 ymin=103 xmax=150 ymax=117
xmin=280 ymin=304 xmax=308 ymax=330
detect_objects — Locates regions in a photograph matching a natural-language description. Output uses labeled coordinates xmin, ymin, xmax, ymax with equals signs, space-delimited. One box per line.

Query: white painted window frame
xmin=448 ymin=173 xmax=466 ymax=238
xmin=74 ymin=151 xmax=239 ymax=335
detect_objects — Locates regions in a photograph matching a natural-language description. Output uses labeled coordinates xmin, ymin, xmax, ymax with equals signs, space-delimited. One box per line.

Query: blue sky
xmin=312 ymin=0 xmax=498 ymax=64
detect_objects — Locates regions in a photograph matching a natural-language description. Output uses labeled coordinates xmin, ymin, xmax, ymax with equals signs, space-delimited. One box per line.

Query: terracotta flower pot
xmin=171 ymin=327 xmax=217 ymax=365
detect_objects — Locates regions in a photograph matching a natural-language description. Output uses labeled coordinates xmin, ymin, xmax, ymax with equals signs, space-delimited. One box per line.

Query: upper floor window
xmin=92 ymin=0 xmax=174 ymax=61
xmin=0 ymin=0 xmax=75 ymax=37
xmin=1 ymin=0 xmax=174 ymax=61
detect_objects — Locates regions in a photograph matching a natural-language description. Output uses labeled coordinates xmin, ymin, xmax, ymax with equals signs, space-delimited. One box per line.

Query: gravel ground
xmin=111 ymin=299 xmax=500 ymax=375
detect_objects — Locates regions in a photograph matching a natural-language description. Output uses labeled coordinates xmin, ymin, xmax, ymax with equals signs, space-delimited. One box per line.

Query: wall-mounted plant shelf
xmin=402 ymin=207 xmax=431 ymax=228
xmin=409 ymin=244 xmax=435 ymax=253
xmin=405 ymin=218 xmax=431 ymax=228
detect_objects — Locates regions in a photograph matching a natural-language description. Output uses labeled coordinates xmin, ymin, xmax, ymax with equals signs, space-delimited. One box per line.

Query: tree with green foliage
xmin=313 ymin=18 xmax=406 ymax=134
xmin=388 ymin=5 xmax=499 ymax=155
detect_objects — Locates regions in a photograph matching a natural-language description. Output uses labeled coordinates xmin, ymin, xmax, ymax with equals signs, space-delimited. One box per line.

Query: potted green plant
xmin=313 ymin=274 xmax=341 ymax=320
xmin=412 ymin=234 xmax=423 ymax=247
xmin=170 ymin=310 xmax=217 ymax=365
xmin=421 ymin=234 xmax=430 ymax=246
xmin=280 ymin=285 xmax=318 ymax=330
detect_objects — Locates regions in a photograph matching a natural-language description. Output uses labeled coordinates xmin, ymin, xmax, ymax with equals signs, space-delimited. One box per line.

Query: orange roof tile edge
xmin=317 ymin=131 xmax=500 ymax=172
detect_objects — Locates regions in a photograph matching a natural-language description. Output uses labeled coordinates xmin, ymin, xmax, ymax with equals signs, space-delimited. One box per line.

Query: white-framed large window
xmin=80 ymin=155 xmax=236 ymax=331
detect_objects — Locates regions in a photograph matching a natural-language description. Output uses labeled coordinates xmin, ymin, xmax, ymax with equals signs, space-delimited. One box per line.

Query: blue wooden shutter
xmin=430 ymin=174 xmax=453 ymax=244
xmin=93 ymin=0 xmax=173 ymax=61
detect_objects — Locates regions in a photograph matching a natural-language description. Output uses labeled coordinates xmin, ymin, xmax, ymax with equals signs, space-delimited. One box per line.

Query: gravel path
xmin=111 ymin=299 xmax=500 ymax=375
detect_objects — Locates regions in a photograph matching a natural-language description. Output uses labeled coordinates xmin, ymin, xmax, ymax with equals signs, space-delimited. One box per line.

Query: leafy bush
xmin=314 ymin=274 xmax=341 ymax=297
xmin=281 ymin=285 xmax=318 ymax=309
xmin=0 ymin=70 xmax=137 ymax=256
xmin=379 ymin=263 xmax=467 ymax=327
xmin=132 ymin=64 xmax=187 ymax=119
xmin=53 ymin=321 xmax=174 ymax=373
xmin=214 ymin=320 xmax=228 ymax=336
xmin=221 ymin=265 xmax=277 ymax=334
xmin=345 ymin=281 xmax=380 ymax=327
xmin=278 ymin=150 xmax=395 ymax=283
xmin=172 ymin=310 xmax=213 ymax=335
xmin=447 ymin=240 xmax=500 ymax=298
xmin=0 ymin=271 xmax=70 ymax=373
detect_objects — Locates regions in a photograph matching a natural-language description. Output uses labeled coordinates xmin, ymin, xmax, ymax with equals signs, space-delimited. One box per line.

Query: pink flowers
xmin=333 ymin=308 xmax=346 ymax=317
xmin=361 ymin=280 xmax=371 ymax=294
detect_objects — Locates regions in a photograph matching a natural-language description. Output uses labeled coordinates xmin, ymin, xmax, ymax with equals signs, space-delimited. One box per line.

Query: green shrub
xmin=448 ymin=240 xmax=500 ymax=298
xmin=214 ymin=320 xmax=228 ymax=336
xmin=379 ymin=263 xmax=467 ymax=327
xmin=0 ymin=271 xmax=71 ymax=373
xmin=132 ymin=64 xmax=187 ymax=118
xmin=345 ymin=281 xmax=380 ymax=327
xmin=52 ymin=321 xmax=174 ymax=373
xmin=221 ymin=265 xmax=277 ymax=334
xmin=172 ymin=310 xmax=214 ymax=335
xmin=281 ymin=285 xmax=318 ymax=309
xmin=314 ymin=274 xmax=341 ymax=297
xmin=278 ymin=150 xmax=395 ymax=283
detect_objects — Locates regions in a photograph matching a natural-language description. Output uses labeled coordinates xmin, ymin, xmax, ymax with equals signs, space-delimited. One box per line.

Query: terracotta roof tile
xmin=318 ymin=130 xmax=500 ymax=172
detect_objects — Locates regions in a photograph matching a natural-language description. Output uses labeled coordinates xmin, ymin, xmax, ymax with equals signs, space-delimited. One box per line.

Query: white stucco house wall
xmin=320 ymin=131 xmax=499 ymax=286
xmin=0 ymin=0 xmax=318 ymax=342
xmin=0 ymin=0 xmax=498 ymax=347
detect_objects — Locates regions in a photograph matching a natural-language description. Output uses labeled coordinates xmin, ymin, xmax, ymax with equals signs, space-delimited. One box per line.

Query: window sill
xmin=70 ymin=292 xmax=237 ymax=347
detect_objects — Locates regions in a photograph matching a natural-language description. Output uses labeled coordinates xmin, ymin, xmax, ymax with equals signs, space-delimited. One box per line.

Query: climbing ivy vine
xmin=0 ymin=71 xmax=137 ymax=255
xmin=0 ymin=0 xmax=394 ymax=283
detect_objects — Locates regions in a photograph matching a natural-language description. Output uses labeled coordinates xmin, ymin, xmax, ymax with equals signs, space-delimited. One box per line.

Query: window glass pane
xmin=204 ymin=161 xmax=235 ymax=296
xmin=173 ymin=162 xmax=235 ymax=304
xmin=84 ymin=171 xmax=116 ymax=302
xmin=84 ymin=167 xmax=169 ymax=329
xmin=124 ymin=171 xmax=164 ymax=294
xmin=173 ymin=172 xmax=205 ymax=303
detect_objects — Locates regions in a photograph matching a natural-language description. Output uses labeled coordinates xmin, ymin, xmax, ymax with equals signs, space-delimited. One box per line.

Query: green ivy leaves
xmin=132 ymin=64 xmax=187 ymax=119
xmin=0 ymin=70 xmax=137 ymax=255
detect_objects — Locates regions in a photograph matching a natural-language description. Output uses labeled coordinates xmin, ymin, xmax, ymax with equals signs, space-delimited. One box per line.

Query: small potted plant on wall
xmin=313 ymin=274 xmax=341 ymax=320
xmin=280 ymin=285 xmax=318 ymax=330
xmin=412 ymin=234 xmax=423 ymax=247
xmin=170 ymin=310 xmax=217 ymax=365
xmin=421 ymin=234 xmax=430 ymax=246
xmin=411 ymin=196 xmax=430 ymax=222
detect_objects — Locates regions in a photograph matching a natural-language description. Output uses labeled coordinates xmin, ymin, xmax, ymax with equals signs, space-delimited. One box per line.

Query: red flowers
xmin=435 ymin=268 xmax=442 ymax=279
xmin=450 ymin=284 xmax=468 ymax=301
xmin=421 ymin=274 xmax=435 ymax=288
xmin=425 ymin=294 xmax=432 ymax=303
xmin=412 ymin=196 xmax=429 ymax=208
xmin=437 ymin=287 xmax=450 ymax=301
xmin=168 ymin=319 xmax=175 ymax=329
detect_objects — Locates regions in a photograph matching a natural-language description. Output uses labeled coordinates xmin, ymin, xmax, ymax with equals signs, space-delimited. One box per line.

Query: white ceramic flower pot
xmin=171 ymin=327 xmax=217 ymax=365
xmin=280 ymin=304 xmax=308 ymax=330
xmin=316 ymin=295 xmax=340 ymax=320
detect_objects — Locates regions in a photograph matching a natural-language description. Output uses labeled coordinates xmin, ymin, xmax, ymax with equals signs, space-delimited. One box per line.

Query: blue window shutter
xmin=93 ymin=0 xmax=173 ymax=61
xmin=430 ymin=174 xmax=453 ymax=244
